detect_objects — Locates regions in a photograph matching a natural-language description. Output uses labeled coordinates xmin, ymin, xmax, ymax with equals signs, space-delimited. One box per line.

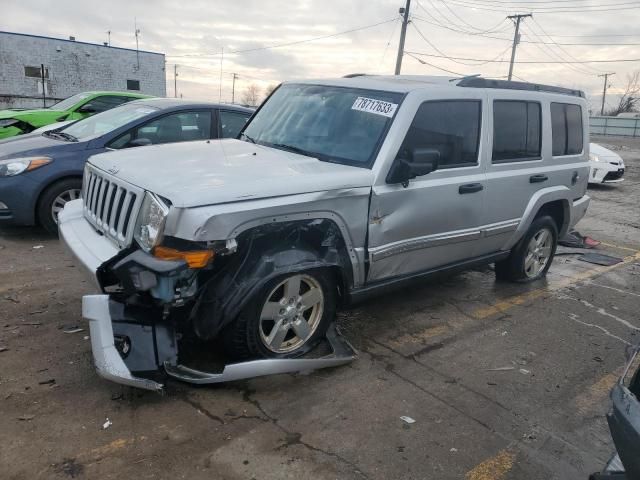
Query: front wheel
xmin=36 ymin=178 xmax=82 ymax=235
xmin=495 ymin=215 xmax=558 ymax=283
xmin=223 ymin=269 xmax=337 ymax=360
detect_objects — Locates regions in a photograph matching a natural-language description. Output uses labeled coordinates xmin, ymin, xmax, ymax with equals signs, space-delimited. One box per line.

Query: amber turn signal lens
xmin=153 ymin=246 xmax=214 ymax=268
xmin=26 ymin=158 xmax=52 ymax=171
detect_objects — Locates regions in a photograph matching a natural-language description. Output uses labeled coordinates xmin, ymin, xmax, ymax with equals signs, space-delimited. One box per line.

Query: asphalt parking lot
xmin=1 ymin=135 xmax=639 ymax=480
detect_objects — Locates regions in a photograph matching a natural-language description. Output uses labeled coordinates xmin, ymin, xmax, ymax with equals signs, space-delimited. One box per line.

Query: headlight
xmin=0 ymin=119 xmax=19 ymax=128
xmin=0 ymin=157 xmax=52 ymax=177
xmin=134 ymin=192 xmax=169 ymax=252
xmin=589 ymin=153 xmax=601 ymax=162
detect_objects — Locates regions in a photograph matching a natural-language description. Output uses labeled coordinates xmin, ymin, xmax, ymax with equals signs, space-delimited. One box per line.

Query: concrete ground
xmin=1 ymin=136 xmax=639 ymax=480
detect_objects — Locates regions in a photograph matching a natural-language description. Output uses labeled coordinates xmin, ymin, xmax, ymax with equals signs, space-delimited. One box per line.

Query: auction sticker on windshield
xmin=351 ymin=97 xmax=398 ymax=118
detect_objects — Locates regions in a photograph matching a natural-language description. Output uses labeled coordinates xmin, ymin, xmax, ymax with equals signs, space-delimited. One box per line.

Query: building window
xmin=127 ymin=79 xmax=141 ymax=91
xmin=492 ymin=100 xmax=541 ymax=162
xmin=25 ymin=66 xmax=48 ymax=78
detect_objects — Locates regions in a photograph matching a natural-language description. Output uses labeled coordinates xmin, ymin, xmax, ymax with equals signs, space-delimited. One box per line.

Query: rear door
xmin=367 ymin=92 xmax=488 ymax=282
xmin=477 ymin=93 xmax=587 ymax=255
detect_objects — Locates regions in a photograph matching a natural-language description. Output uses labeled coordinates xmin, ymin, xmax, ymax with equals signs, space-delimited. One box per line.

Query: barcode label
xmin=351 ymin=97 xmax=398 ymax=118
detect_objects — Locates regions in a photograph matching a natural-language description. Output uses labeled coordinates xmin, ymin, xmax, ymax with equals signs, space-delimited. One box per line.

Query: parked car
xmin=0 ymin=98 xmax=253 ymax=233
xmin=59 ymin=75 xmax=590 ymax=390
xmin=589 ymin=143 xmax=625 ymax=184
xmin=0 ymin=91 xmax=151 ymax=139
xmin=590 ymin=344 xmax=640 ymax=479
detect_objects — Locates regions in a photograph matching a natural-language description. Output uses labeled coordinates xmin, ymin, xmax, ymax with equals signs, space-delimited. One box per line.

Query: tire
xmin=36 ymin=178 xmax=83 ymax=235
xmin=223 ymin=269 xmax=337 ymax=360
xmin=494 ymin=215 xmax=558 ymax=283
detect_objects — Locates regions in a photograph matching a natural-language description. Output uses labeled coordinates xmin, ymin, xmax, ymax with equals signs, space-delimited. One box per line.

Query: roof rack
xmin=457 ymin=77 xmax=584 ymax=98
xmin=343 ymin=73 xmax=370 ymax=78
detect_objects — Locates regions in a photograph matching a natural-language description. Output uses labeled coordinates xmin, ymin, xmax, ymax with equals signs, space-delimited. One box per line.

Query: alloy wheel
xmin=51 ymin=188 xmax=81 ymax=224
xmin=524 ymin=227 xmax=553 ymax=278
xmin=258 ymin=274 xmax=324 ymax=353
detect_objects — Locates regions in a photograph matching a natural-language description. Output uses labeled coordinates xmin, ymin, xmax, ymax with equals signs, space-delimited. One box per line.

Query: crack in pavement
xmin=239 ymin=385 xmax=370 ymax=479
xmin=181 ymin=396 xmax=225 ymax=425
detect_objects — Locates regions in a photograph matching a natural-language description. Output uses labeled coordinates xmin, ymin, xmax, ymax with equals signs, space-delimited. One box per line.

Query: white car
xmin=589 ymin=143 xmax=625 ymax=184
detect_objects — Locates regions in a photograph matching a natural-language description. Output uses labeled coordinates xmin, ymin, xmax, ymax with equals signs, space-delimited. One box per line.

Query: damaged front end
xmin=73 ymin=207 xmax=356 ymax=392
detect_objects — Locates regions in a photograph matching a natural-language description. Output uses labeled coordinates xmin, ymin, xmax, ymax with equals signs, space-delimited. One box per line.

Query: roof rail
xmin=343 ymin=73 xmax=369 ymax=78
xmin=457 ymin=77 xmax=584 ymax=98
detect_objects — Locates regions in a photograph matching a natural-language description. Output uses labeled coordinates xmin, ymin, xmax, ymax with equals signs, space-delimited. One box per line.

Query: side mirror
xmin=386 ymin=148 xmax=440 ymax=186
xmin=77 ymin=103 xmax=97 ymax=114
xmin=128 ymin=138 xmax=153 ymax=148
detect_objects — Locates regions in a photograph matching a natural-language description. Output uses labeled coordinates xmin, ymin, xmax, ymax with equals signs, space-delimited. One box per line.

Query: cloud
xmin=2 ymin=0 xmax=640 ymax=103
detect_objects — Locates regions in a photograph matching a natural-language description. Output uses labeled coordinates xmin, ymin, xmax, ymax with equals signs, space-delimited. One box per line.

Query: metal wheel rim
xmin=51 ymin=188 xmax=81 ymax=224
xmin=259 ymin=274 xmax=324 ymax=354
xmin=524 ymin=227 xmax=553 ymax=278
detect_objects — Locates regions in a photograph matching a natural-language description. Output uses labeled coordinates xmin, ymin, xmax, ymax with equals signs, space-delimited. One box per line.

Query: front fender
xmin=192 ymin=245 xmax=343 ymax=340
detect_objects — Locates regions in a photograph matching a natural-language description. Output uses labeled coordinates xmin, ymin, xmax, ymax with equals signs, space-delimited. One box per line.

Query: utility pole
xmin=394 ymin=0 xmax=411 ymax=75
xmin=231 ymin=73 xmax=238 ymax=104
xmin=173 ymin=64 xmax=179 ymax=98
xmin=507 ymin=14 xmax=532 ymax=81
xmin=134 ymin=18 xmax=140 ymax=71
xmin=40 ymin=64 xmax=46 ymax=107
xmin=219 ymin=47 xmax=224 ymax=102
xmin=599 ymin=72 xmax=615 ymax=115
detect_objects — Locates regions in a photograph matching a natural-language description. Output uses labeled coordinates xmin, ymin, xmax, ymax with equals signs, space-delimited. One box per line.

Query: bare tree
xmin=241 ymin=84 xmax=261 ymax=107
xmin=605 ymin=71 xmax=640 ymax=116
xmin=263 ymin=83 xmax=279 ymax=99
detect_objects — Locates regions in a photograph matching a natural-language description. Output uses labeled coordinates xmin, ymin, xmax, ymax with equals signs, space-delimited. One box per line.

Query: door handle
xmin=529 ymin=174 xmax=548 ymax=183
xmin=459 ymin=183 xmax=484 ymax=194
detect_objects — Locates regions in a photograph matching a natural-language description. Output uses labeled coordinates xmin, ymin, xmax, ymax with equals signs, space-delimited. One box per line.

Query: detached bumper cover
xmin=83 ymin=295 xmax=165 ymax=391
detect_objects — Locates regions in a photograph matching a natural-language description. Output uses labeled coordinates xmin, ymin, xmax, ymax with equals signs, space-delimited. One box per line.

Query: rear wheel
xmin=495 ymin=215 xmax=558 ymax=283
xmin=36 ymin=178 xmax=82 ymax=235
xmin=223 ymin=269 xmax=337 ymax=360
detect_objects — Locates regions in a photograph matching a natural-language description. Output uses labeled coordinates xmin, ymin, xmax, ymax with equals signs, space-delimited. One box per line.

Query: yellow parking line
xmin=465 ymin=449 xmax=516 ymax=480
xmin=574 ymin=369 xmax=624 ymax=416
xmin=598 ymin=242 xmax=639 ymax=253
xmin=472 ymin=251 xmax=640 ymax=320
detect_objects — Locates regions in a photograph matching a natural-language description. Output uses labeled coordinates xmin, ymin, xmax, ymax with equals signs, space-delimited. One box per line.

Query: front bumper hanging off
xmin=82 ymin=294 xmax=357 ymax=392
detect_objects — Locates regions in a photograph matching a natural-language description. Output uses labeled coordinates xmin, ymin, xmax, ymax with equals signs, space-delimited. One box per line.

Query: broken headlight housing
xmin=134 ymin=192 xmax=169 ymax=252
xmin=589 ymin=153 xmax=601 ymax=162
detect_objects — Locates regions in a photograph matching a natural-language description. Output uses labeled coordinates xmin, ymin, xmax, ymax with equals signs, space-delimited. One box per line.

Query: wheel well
xmin=34 ymin=175 xmax=83 ymax=225
xmin=535 ymin=200 xmax=567 ymax=234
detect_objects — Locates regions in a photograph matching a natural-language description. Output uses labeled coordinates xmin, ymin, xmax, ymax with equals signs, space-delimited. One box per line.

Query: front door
xmin=367 ymin=97 xmax=487 ymax=282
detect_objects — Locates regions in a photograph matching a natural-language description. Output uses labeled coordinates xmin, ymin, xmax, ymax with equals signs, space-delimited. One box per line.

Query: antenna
xmin=106 ymin=30 xmax=111 ymax=47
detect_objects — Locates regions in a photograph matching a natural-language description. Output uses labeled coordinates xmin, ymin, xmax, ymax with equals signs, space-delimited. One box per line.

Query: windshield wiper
xmin=272 ymin=143 xmax=315 ymax=157
xmin=55 ymin=131 xmax=79 ymax=142
xmin=241 ymin=132 xmax=256 ymax=144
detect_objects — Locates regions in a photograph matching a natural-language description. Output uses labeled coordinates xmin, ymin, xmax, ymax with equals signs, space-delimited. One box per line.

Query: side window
xmin=492 ymin=101 xmax=541 ymax=162
xmin=109 ymin=111 xmax=212 ymax=149
xmin=397 ymin=100 xmax=481 ymax=169
xmin=551 ymin=102 xmax=583 ymax=156
xmin=219 ymin=110 xmax=250 ymax=138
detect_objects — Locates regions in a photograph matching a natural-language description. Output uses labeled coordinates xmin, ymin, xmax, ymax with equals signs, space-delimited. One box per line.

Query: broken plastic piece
xmin=400 ymin=416 xmax=416 ymax=424
xmin=164 ymin=323 xmax=357 ymax=385
xmin=578 ymin=253 xmax=623 ymax=266
xmin=102 ymin=418 xmax=112 ymax=429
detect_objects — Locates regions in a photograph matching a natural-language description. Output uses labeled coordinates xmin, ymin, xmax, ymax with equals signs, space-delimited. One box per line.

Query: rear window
xmin=551 ymin=103 xmax=583 ymax=156
xmin=492 ymin=101 xmax=541 ymax=162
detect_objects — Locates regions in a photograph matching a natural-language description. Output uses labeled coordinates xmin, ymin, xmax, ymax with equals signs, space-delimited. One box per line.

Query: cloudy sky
xmin=3 ymin=0 xmax=640 ymax=110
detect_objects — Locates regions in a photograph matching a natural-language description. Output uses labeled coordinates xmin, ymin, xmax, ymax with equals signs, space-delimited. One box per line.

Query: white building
xmin=0 ymin=31 xmax=166 ymax=109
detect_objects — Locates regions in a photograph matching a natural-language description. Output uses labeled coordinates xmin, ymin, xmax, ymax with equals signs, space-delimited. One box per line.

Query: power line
xmin=446 ymin=0 xmax=640 ymax=13
xmin=167 ymin=18 xmax=397 ymax=58
xmin=405 ymin=52 xmax=466 ymax=75
xmin=406 ymin=50 xmax=640 ymax=63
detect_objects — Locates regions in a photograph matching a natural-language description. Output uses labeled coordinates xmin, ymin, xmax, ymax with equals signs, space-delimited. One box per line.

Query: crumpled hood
xmin=0 ymin=109 xmax=64 ymax=122
xmin=89 ymin=139 xmax=375 ymax=208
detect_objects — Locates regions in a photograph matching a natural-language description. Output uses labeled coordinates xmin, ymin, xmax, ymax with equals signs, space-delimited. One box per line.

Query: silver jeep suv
xmin=59 ymin=75 xmax=590 ymax=390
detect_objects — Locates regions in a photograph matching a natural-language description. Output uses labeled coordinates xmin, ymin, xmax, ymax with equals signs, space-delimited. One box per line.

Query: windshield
xmin=57 ymin=103 xmax=158 ymax=141
xmin=49 ymin=93 xmax=91 ymax=111
xmin=242 ymin=84 xmax=403 ymax=167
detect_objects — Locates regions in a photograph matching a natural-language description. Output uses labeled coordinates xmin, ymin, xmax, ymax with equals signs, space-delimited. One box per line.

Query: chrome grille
xmin=82 ymin=164 xmax=144 ymax=248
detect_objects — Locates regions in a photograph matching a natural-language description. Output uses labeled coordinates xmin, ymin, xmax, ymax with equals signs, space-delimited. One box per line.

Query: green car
xmin=0 ymin=91 xmax=152 ymax=139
